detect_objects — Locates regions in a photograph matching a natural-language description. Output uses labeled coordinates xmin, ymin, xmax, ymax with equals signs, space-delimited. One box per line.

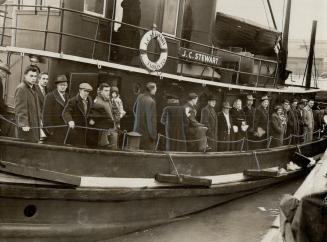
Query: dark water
xmin=107 ymin=178 xmax=302 ymax=242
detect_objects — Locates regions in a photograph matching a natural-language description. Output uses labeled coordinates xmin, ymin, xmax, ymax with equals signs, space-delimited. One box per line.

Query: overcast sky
xmin=217 ymin=0 xmax=327 ymax=41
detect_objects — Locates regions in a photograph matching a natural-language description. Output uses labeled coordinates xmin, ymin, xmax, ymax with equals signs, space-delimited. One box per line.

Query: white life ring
xmin=139 ymin=30 xmax=168 ymax=72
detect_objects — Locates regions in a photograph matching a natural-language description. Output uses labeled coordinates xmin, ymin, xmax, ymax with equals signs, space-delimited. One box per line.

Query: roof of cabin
xmin=214 ymin=12 xmax=282 ymax=56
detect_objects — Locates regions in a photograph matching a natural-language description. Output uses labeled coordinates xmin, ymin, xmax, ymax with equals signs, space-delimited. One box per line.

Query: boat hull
xmin=0 ymin=169 xmax=307 ymax=242
xmin=0 ymin=137 xmax=326 ymax=178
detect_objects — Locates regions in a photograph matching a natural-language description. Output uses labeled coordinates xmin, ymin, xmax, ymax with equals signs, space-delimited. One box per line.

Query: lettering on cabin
xmin=179 ymin=47 xmax=220 ymax=67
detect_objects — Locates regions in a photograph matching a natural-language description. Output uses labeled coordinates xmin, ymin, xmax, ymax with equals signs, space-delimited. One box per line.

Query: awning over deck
xmin=214 ymin=12 xmax=282 ymax=56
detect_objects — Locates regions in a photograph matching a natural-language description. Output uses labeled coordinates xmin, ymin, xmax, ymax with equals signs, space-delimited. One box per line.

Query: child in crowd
xmin=111 ymin=86 xmax=126 ymax=129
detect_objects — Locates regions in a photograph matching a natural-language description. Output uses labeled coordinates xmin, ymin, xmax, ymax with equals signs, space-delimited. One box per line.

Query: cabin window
xmin=162 ymin=0 xmax=180 ymax=36
xmin=84 ymin=0 xmax=107 ymax=17
xmin=18 ymin=0 xmax=62 ymax=9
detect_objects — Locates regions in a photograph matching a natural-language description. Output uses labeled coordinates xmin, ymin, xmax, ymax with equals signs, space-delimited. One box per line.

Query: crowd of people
xmin=1 ymin=65 xmax=326 ymax=152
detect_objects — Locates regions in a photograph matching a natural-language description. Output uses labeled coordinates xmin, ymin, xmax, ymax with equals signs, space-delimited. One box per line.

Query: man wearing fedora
xmin=217 ymin=101 xmax=234 ymax=151
xmin=243 ymin=94 xmax=256 ymax=149
xmin=254 ymin=95 xmax=270 ymax=148
xmin=42 ymin=75 xmax=69 ymax=144
xmin=201 ymin=95 xmax=218 ymax=151
xmin=63 ymin=82 xmax=95 ymax=146
xmin=184 ymin=92 xmax=206 ymax=152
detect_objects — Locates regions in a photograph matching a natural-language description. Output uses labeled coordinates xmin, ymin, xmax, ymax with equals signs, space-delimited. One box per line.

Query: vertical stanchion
xmin=58 ymin=2 xmax=65 ymax=53
xmin=1 ymin=4 xmax=8 ymax=46
xmin=43 ymin=6 xmax=50 ymax=50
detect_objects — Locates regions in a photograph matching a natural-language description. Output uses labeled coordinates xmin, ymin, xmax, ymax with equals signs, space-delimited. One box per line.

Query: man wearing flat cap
xmin=201 ymin=95 xmax=218 ymax=151
xmin=63 ymin=82 xmax=95 ymax=146
xmin=217 ymin=101 xmax=234 ymax=151
xmin=253 ymin=95 xmax=270 ymax=148
xmin=42 ymin=75 xmax=69 ymax=144
xmin=161 ymin=94 xmax=188 ymax=151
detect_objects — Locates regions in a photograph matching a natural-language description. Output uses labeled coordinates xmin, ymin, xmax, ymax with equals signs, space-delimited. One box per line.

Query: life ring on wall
xmin=139 ymin=29 xmax=168 ymax=72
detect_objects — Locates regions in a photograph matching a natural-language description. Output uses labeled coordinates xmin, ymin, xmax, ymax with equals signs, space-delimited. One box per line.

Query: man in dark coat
xmin=286 ymin=99 xmax=299 ymax=144
xmin=161 ymin=94 xmax=188 ymax=151
xmin=0 ymin=62 xmax=11 ymax=136
xmin=295 ymin=100 xmax=306 ymax=142
xmin=91 ymin=83 xmax=115 ymax=147
xmin=62 ymin=83 xmax=94 ymax=147
xmin=133 ymin=82 xmax=157 ymax=150
xmin=14 ymin=65 xmax=41 ymax=142
xmin=35 ymin=72 xmax=49 ymax=110
xmin=243 ymin=94 xmax=256 ymax=149
xmin=217 ymin=101 xmax=234 ymax=151
xmin=42 ymin=75 xmax=68 ymax=144
xmin=254 ymin=95 xmax=270 ymax=148
xmin=184 ymin=93 xmax=205 ymax=152
xmin=201 ymin=95 xmax=218 ymax=151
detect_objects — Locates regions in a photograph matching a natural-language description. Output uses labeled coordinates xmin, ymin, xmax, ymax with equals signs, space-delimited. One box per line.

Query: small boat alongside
xmin=0 ymin=0 xmax=326 ymax=241
xmin=262 ymin=149 xmax=327 ymax=242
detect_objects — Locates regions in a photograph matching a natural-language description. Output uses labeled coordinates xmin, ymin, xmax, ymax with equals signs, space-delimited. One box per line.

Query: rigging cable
xmin=261 ymin=0 xmax=271 ymax=28
xmin=281 ymin=0 xmax=286 ymax=38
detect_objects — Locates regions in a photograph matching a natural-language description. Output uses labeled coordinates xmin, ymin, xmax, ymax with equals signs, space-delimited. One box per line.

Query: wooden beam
xmin=0 ymin=160 xmax=81 ymax=186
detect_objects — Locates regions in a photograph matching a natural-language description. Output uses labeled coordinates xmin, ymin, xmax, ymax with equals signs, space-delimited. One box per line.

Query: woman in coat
xmin=161 ymin=95 xmax=188 ymax=151
xmin=270 ymin=105 xmax=287 ymax=147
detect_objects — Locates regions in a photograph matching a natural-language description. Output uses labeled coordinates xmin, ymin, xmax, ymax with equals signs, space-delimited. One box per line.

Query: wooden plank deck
xmin=261 ymin=151 xmax=327 ymax=242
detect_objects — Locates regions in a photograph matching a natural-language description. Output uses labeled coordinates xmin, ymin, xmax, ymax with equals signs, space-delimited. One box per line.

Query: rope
xmin=159 ymin=133 xmax=206 ymax=143
xmin=167 ymin=153 xmax=180 ymax=177
xmin=207 ymin=137 xmax=244 ymax=144
xmin=253 ymin=151 xmax=261 ymax=170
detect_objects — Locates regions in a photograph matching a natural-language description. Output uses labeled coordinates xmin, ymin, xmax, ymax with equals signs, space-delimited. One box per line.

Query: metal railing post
xmin=1 ymin=4 xmax=8 ymax=46
xmin=58 ymin=2 xmax=65 ymax=53
xmin=92 ymin=18 xmax=100 ymax=59
xmin=107 ymin=0 xmax=116 ymax=62
xmin=43 ymin=6 xmax=50 ymax=50
xmin=236 ymin=55 xmax=241 ymax=84
xmin=256 ymin=60 xmax=262 ymax=87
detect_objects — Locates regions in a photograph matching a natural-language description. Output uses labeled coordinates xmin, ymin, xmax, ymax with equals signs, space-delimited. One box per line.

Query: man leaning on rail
xmin=62 ymin=82 xmax=95 ymax=147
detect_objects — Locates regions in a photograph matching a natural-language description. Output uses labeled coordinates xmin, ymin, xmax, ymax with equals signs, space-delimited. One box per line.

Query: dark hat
xmin=222 ymin=101 xmax=232 ymax=109
xmin=54 ymin=75 xmax=68 ymax=84
xmin=166 ymin=93 xmax=178 ymax=100
xmin=0 ymin=62 xmax=11 ymax=74
xmin=79 ymin=82 xmax=93 ymax=91
xmin=207 ymin=95 xmax=217 ymax=101
xmin=261 ymin=95 xmax=269 ymax=101
xmin=274 ymin=105 xmax=283 ymax=110
xmin=246 ymin=94 xmax=255 ymax=100
xmin=283 ymin=99 xmax=290 ymax=104
xmin=111 ymin=86 xmax=119 ymax=93
xmin=291 ymin=98 xmax=299 ymax=103
xmin=188 ymin=92 xmax=198 ymax=100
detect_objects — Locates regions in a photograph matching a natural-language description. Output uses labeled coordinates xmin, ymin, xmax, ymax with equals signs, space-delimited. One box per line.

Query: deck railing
xmin=0 ymin=3 xmax=279 ymax=88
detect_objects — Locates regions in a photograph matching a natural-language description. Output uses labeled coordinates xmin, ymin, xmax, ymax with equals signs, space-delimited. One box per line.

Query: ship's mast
xmin=279 ymin=0 xmax=292 ymax=83
xmin=305 ymin=20 xmax=317 ymax=89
